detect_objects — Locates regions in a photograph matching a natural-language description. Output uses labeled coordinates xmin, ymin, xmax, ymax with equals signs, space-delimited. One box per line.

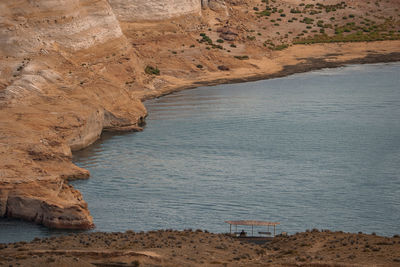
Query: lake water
xmin=1 ymin=63 xmax=399 ymax=243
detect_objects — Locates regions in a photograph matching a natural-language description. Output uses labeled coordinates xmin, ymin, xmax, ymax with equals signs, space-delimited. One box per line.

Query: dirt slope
xmin=1 ymin=230 xmax=400 ymax=266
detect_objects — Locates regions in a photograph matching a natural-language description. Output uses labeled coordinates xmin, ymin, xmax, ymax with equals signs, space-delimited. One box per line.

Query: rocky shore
xmin=1 ymin=0 xmax=400 ymax=229
xmin=1 ymin=230 xmax=400 ymax=266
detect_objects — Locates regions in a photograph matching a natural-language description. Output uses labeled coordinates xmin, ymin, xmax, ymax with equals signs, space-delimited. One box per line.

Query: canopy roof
xmin=225 ymin=220 xmax=280 ymax=226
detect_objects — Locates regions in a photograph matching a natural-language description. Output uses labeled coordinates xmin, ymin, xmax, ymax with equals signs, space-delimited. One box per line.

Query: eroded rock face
xmin=3 ymin=179 xmax=93 ymax=229
xmin=108 ymin=0 xmax=202 ymax=21
xmin=0 ymin=0 xmax=148 ymax=229
xmin=0 ymin=0 xmax=123 ymax=54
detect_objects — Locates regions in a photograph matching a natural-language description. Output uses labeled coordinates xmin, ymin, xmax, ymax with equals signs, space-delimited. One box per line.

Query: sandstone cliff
xmin=0 ymin=0 xmax=149 ymax=229
xmin=0 ymin=0 xmax=399 ymax=229
xmin=108 ymin=0 xmax=202 ymax=21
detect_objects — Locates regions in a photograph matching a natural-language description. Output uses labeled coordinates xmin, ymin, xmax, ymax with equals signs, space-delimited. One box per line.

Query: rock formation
xmin=0 ymin=0 xmax=149 ymax=229
xmin=108 ymin=0 xmax=202 ymax=21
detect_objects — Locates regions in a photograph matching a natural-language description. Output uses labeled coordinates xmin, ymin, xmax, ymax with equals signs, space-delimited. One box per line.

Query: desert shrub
xmin=302 ymin=17 xmax=314 ymax=24
xmin=145 ymin=66 xmax=160 ymax=76
xmin=293 ymin=30 xmax=400 ymax=44
xmin=199 ymin=33 xmax=213 ymax=45
xmin=218 ymin=65 xmax=230 ymax=71
xmin=271 ymin=44 xmax=289 ymax=50
xmin=234 ymin=55 xmax=249 ymax=60
xmin=257 ymin=10 xmax=271 ymax=16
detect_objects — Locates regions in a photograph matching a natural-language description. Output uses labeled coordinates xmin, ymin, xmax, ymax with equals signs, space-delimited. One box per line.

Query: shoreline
xmin=140 ymin=51 xmax=400 ymax=102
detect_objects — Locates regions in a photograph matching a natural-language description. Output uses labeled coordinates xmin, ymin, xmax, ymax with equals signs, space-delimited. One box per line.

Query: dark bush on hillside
xmin=145 ymin=65 xmax=160 ymax=75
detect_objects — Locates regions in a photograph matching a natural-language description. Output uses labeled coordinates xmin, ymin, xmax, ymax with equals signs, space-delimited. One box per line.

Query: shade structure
xmin=225 ymin=220 xmax=280 ymax=226
xmin=225 ymin=220 xmax=280 ymax=237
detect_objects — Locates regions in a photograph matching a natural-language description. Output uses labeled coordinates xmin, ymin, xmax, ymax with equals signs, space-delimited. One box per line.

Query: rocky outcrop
xmin=1 ymin=178 xmax=93 ymax=229
xmin=108 ymin=0 xmax=202 ymax=21
xmin=217 ymin=26 xmax=238 ymax=41
xmin=202 ymin=0 xmax=227 ymax=11
xmin=0 ymin=0 xmax=123 ymax=54
xmin=0 ymin=0 xmax=147 ymax=229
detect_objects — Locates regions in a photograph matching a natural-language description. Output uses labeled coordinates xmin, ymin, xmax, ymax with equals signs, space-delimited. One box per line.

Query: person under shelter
xmin=239 ymin=230 xmax=246 ymax=237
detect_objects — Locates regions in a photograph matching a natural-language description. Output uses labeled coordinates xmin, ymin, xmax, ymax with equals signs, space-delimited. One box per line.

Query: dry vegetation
xmin=1 ymin=230 xmax=400 ymax=266
xmin=126 ymin=0 xmax=400 ymax=77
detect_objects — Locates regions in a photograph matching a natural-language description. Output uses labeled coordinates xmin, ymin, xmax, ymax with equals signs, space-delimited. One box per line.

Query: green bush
xmin=257 ymin=10 xmax=271 ymax=16
xmin=293 ymin=31 xmax=400 ymax=45
xmin=302 ymin=17 xmax=314 ymax=24
xmin=234 ymin=55 xmax=249 ymax=60
xmin=145 ymin=66 xmax=160 ymax=75
xmin=270 ymin=44 xmax=289 ymax=51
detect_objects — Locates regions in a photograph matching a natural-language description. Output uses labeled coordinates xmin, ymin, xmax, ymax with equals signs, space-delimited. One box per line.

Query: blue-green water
xmin=1 ymin=63 xmax=399 ymax=243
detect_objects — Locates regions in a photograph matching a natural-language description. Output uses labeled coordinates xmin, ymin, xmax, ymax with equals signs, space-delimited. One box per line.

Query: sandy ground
xmin=1 ymin=230 xmax=400 ymax=266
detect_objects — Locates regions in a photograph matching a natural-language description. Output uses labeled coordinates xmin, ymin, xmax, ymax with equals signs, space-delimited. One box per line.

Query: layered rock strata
xmin=0 ymin=0 xmax=148 ymax=229
xmin=108 ymin=0 xmax=202 ymax=21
